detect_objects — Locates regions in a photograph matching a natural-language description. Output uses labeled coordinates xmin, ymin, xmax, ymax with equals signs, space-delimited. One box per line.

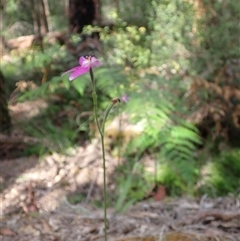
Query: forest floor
xmin=1 ymin=144 xmax=240 ymax=241
xmin=1 ymin=99 xmax=240 ymax=241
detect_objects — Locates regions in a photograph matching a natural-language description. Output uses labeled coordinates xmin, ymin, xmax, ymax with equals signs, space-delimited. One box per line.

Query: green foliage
xmin=118 ymin=0 xmax=151 ymax=27
xmin=123 ymin=74 xmax=201 ymax=162
xmin=84 ymin=24 xmax=150 ymax=68
xmin=200 ymin=149 xmax=240 ymax=196
xmin=102 ymin=0 xmax=151 ymax=26
xmin=2 ymin=43 xmax=73 ymax=96
xmin=17 ymin=104 xmax=80 ymax=155
xmin=155 ymin=164 xmax=189 ymax=196
xmin=108 ymin=71 xmax=202 ymax=203
xmin=2 ymin=44 xmax=88 ymax=156
xmin=2 ymin=0 xmax=67 ymax=37
xmin=48 ymin=1 xmax=68 ymax=31
xmin=147 ymin=0 xmax=194 ymax=70
xmin=114 ymin=162 xmax=151 ymax=212
xmin=2 ymin=0 xmax=240 ymax=209
xmin=2 ymin=0 xmax=33 ymax=37
xmin=188 ymin=0 xmax=240 ymax=76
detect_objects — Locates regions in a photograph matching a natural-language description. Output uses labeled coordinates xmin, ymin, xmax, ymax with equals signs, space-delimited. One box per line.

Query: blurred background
xmin=0 ymin=0 xmax=240 ymax=210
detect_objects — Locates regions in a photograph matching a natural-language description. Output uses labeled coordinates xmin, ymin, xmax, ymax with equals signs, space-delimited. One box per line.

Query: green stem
xmin=92 ymin=93 xmax=107 ymax=239
xmin=100 ymin=103 xmax=115 ymax=240
xmin=92 ymin=91 xmax=102 ymax=136
xmin=101 ymin=103 xmax=115 ymax=134
xmin=90 ymin=68 xmax=116 ymax=241
xmin=89 ymin=67 xmax=95 ymax=85
xmin=100 ymin=125 xmax=108 ymax=241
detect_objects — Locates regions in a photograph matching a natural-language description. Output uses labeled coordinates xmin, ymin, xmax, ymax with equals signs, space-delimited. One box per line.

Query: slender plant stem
xmin=92 ymin=91 xmax=102 ymax=135
xmin=92 ymin=92 xmax=107 ymax=241
xmin=90 ymin=68 xmax=116 ymax=241
xmin=99 ymin=127 xmax=108 ymax=241
xmin=102 ymin=103 xmax=115 ymax=134
xmin=92 ymin=93 xmax=115 ymax=241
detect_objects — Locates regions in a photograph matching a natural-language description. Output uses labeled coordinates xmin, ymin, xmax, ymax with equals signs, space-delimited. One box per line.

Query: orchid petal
xmin=69 ymin=67 xmax=89 ymax=81
xmin=121 ymin=94 xmax=130 ymax=103
xmin=62 ymin=56 xmax=102 ymax=81
xmin=80 ymin=56 xmax=102 ymax=68
xmin=79 ymin=56 xmax=86 ymax=65
xmin=81 ymin=58 xmax=91 ymax=68
xmin=91 ymin=57 xmax=102 ymax=67
xmin=61 ymin=67 xmax=79 ymax=76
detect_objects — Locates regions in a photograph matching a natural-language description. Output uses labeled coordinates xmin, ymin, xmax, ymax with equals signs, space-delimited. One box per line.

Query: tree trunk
xmin=0 ymin=0 xmax=4 ymax=11
xmin=29 ymin=0 xmax=41 ymax=36
xmin=39 ymin=0 xmax=49 ymax=35
xmin=43 ymin=0 xmax=51 ymax=31
xmin=93 ymin=0 xmax=101 ymax=24
xmin=0 ymin=71 xmax=12 ymax=134
xmin=68 ymin=0 xmax=98 ymax=33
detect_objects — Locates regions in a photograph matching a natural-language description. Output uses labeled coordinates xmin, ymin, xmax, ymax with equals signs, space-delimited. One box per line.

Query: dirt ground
xmin=1 ymin=140 xmax=240 ymax=241
xmin=0 ymin=98 xmax=239 ymax=241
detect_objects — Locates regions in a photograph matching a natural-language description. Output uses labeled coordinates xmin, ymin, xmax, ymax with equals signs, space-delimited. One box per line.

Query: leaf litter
xmin=0 ymin=141 xmax=240 ymax=241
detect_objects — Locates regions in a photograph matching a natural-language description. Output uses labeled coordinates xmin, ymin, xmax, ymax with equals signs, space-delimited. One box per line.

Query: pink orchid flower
xmin=121 ymin=94 xmax=130 ymax=103
xmin=62 ymin=56 xmax=102 ymax=81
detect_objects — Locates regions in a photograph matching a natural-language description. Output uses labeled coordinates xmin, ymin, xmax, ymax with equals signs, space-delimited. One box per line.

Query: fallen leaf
xmin=0 ymin=228 xmax=17 ymax=236
xmin=153 ymin=185 xmax=166 ymax=201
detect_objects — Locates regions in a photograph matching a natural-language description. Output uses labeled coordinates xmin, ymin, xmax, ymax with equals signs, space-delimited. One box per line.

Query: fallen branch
xmin=194 ymin=210 xmax=240 ymax=222
xmin=0 ymin=134 xmax=39 ymax=144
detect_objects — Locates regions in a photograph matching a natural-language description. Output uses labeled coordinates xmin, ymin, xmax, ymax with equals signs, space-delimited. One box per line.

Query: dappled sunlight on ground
xmin=1 ymin=143 xmax=240 ymax=240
